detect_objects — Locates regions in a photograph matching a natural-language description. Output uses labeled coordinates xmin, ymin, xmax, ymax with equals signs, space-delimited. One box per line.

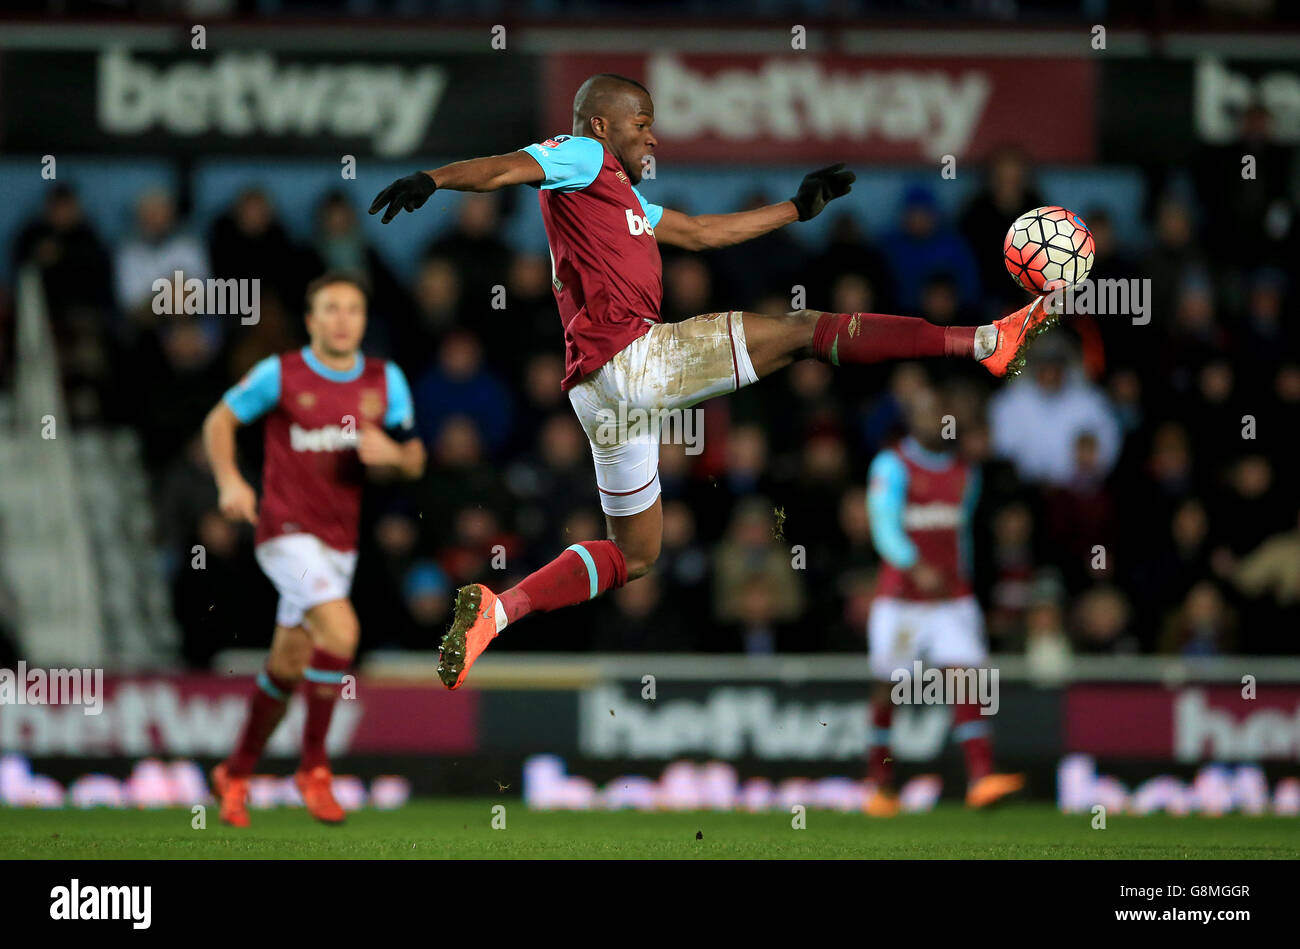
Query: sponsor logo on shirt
xmin=625 ymin=208 xmax=655 ymax=237
xmin=289 ymin=423 xmax=358 ymax=453
xmin=902 ymin=502 xmax=962 ymax=530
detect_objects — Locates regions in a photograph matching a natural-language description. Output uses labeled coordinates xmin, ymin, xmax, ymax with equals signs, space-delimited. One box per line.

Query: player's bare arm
xmin=369 ymin=151 xmax=543 ymax=222
xmin=202 ymin=401 xmax=259 ymax=526
xmin=653 ymin=163 xmax=855 ymax=250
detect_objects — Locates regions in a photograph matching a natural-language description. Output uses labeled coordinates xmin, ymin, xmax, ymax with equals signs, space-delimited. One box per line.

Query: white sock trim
xmin=732 ymin=312 xmax=759 ymax=387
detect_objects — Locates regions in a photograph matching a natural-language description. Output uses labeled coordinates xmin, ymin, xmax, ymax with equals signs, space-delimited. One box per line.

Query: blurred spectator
xmin=808 ymin=213 xmax=894 ymax=311
xmin=1042 ymin=431 xmax=1116 ymax=591
xmin=958 ymin=146 xmax=1045 ymax=313
xmin=1023 ymin=572 xmax=1071 ymax=684
xmin=305 ymin=190 xmax=410 ymax=355
xmin=662 ymin=255 xmax=716 ymax=323
xmin=209 ymin=187 xmax=310 ymax=321
xmin=988 ymin=335 xmax=1122 ymax=486
xmin=712 ymin=497 xmax=803 ymax=631
xmin=423 ymin=193 xmax=512 ymax=314
xmin=986 ymin=502 xmax=1037 ymax=644
xmin=1141 ymin=196 xmax=1206 ymax=330
xmin=413 ymin=330 xmax=514 ymax=456
xmin=1071 ymin=584 xmax=1138 ymax=654
xmin=114 ymin=189 xmax=210 ymax=326
xmin=710 ymin=189 xmax=807 ymax=306
xmin=882 ymin=184 xmax=981 ymax=313
xmin=1230 ymin=506 xmax=1300 ymax=650
xmin=1195 ymin=102 xmax=1295 ymax=272
xmin=1160 ymin=581 xmax=1237 ymax=657
xmin=402 ymin=560 xmax=453 ymax=640
xmin=12 ymin=184 xmax=113 ymax=314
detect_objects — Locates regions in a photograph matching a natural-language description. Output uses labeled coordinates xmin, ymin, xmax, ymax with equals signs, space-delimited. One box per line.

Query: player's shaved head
xmin=573 ymin=73 xmax=652 ymax=136
xmin=571 ymin=73 xmax=657 ymax=184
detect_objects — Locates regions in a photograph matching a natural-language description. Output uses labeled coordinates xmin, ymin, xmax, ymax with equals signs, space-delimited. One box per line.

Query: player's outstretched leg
xmin=740 ymin=296 xmax=1057 ymax=381
xmin=294 ymin=600 xmax=358 ymax=825
xmin=438 ymin=504 xmax=658 ymax=690
xmin=214 ymin=625 xmax=309 ymax=827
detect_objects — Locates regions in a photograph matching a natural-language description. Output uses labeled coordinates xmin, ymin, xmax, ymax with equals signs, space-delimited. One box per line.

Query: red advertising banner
xmin=1065 ymin=684 xmax=1300 ymax=761
xmin=544 ymin=52 xmax=1096 ymax=163
xmin=0 ymin=675 xmax=477 ymax=757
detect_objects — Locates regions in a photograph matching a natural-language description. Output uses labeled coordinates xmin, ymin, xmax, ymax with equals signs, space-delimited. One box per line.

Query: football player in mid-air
xmin=203 ymin=272 xmax=425 ymax=826
xmin=863 ymin=382 xmax=1024 ymax=813
xmin=370 ymin=72 xmax=1058 ymax=690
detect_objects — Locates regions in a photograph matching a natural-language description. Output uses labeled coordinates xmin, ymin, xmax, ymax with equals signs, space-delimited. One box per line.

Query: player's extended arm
xmin=369 ymin=152 xmax=544 ymax=223
xmin=202 ymin=402 xmax=259 ymax=525
xmin=654 ymin=162 xmax=856 ymax=251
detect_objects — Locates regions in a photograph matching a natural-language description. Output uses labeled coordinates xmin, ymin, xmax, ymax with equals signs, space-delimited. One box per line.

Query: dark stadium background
xmin=1 ymin=0 xmax=1298 ymax=805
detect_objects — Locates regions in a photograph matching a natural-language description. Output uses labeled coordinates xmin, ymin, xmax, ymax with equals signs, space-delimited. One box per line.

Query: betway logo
xmin=649 ymin=53 xmax=990 ymax=158
xmin=579 ymin=684 xmax=950 ymax=760
xmin=1196 ymin=57 xmax=1300 ymax=144
xmin=98 ymin=48 xmax=446 ymax=156
xmin=0 ymin=681 xmax=360 ymax=755
xmin=902 ymin=502 xmax=962 ymax=530
xmin=625 ymin=208 xmax=655 ymax=236
xmin=290 ymin=423 xmax=357 ymax=452
xmin=1175 ymin=689 xmax=1300 ymax=760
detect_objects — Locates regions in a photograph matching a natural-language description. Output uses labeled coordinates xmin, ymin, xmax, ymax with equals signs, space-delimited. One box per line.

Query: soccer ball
xmin=1003 ymin=206 xmax=1095 ymax=294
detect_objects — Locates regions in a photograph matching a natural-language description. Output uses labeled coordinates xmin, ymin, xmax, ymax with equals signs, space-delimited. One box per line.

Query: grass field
xmin=3 ymin=800 xmax=1298 ymax=858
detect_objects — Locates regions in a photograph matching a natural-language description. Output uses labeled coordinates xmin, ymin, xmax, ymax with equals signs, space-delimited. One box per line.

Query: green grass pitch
xmin=3 ymin=801 xmax=1298 ymax=858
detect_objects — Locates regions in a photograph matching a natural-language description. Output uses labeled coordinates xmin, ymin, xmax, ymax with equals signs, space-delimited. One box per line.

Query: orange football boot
xmin=295 ymin=765 xmax=346 ymax=824
xmin=211 ymin=762 xmax=250 ymax=828
xmin=966 ymin=773 xmax=1026 ymax=809
xmin=979 ymin=294 xmax=1060 ymax=379
xmin=864 ymin=788 xmax=902 ymax=817
xmin=437 ymin=583 xmax=501 ymax=690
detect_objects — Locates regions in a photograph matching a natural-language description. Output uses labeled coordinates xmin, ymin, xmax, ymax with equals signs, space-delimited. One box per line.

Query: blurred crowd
xmin=4 ymin=108 xmax=1299 ymax=669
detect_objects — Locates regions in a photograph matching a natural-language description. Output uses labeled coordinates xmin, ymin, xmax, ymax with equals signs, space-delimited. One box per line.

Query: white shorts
xmin=867 ymin=595 xmax=987 ymax=680
xmin=254 ymin=532 xmax=358 ymax=628
xmin=567 ymin=311 xmax=759 ymax=517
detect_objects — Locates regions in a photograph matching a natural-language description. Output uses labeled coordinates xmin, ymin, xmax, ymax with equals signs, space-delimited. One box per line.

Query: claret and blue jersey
xmin=867 ymin=436 xmax=981 ymax=601
xmin=521 ymin=133 xmax=667 ymax=391
xmin=222 ymin=347 xmax=415 ymax=554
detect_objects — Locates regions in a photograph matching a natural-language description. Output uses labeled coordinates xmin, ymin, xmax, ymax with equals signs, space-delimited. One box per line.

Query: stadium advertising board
xmin=544 ymin=52 xmax=1096 ymax=163
xmin=1100 ymin=54 xmax=1300 ymax=163
xmin=0 ymin=675 xmax=478 ymax=756
xmin=1065 ymin=684 xmax=1300 ymax=762
xmin=0 ymin=48 xmax=540 ymax=156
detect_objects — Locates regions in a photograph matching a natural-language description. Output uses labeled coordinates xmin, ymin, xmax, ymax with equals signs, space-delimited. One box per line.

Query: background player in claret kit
xmin=201 ymin=272 xmax=426 ymax=827
xmin=863 ymin=382 xmax=1023 ymax=815
xmin=370 ymin=72 xmax=1060 ymax=691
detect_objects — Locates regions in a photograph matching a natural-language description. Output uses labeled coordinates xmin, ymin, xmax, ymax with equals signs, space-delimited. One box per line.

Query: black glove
xmin=368 ymin=172 xmax=437 ymax=224
xmin=791 ymin=162 xmax=856 ymax=222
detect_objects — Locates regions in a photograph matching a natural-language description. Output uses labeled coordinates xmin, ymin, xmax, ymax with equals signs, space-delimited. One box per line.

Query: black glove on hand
xmin=791 ymin=162 xmax=856 ymax=222
xmin=369 ymin=172 xmax=437 ymax=224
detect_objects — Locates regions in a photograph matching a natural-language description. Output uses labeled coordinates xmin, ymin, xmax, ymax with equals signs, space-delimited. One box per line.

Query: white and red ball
xmin=1003 ymin=206 xmax=1095 ymax=294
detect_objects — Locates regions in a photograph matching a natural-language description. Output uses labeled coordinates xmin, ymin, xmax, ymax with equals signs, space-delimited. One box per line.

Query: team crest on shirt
xmin=297 ymin=392 xmax=316 ymax=409
xmin=359 ymin=389 xmax=383 ymax=420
